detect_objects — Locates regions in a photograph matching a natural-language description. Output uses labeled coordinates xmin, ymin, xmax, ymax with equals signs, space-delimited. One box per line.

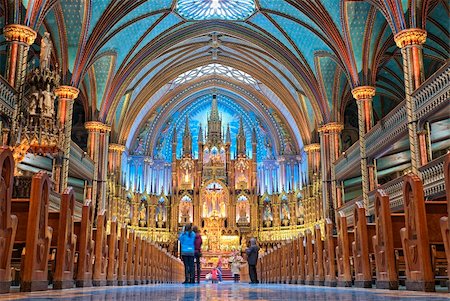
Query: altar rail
xmin=0 ymin=75 xmax=16 ymax=119
xmin=339 ymin=155 xmax=446 ymax=225
xmin=335 ymin=62 xmax=450 ymax=179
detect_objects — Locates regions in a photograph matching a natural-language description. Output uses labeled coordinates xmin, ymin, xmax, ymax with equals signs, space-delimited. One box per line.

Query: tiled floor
xmin=0 ymin=283 xmax=449 ymax=301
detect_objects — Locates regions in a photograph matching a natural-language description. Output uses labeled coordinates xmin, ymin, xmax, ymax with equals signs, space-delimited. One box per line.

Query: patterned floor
xmin=0 ymin=283 xmax=449 ymax=301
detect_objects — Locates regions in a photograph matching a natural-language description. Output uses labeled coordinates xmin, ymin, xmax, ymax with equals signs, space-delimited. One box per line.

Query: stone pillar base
xmin=314 ymin=280 xmax=324 ymax=286
xmin=0 ymin=281 xmax=10 ymax=293
xmin=337 ymin=280 xmax=352 ymax=287
xmin=376 ymin=280 xmax=398 ymax=290
xmin=355 ymin=280 xmax=372 ymax=288
xmin=305 ymin=280 xmax=315 ymax=285
xmin=324 ymin=280 xmax=337 ymax=287
xmin=406 ymin=280 xmax=435 ymax=292
xmin=53 ymin=280 xmax=74 ymax=290
xmin=297 ymin=279 xmax=305 ymax=285
xmin=20 ymin=280 xmax=48 ymax=292
xmin=93 ymin=280 xmax=107 ymax=286
xmin=127 ymin=280 xmax=135 ymax=285
xmin=117 ymin=280 xmax=127 ymax=286
xmin=75 ymin=280 xmax=92 ymax=287
xmin=107 ymin=280 xmax=117 ymax=286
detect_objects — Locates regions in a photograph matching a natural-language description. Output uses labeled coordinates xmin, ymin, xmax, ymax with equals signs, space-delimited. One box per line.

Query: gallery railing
xmin=335 ymin=61 xmax=450 ymax=179
xmin=339 ymin=155 xmax=446 ymax=225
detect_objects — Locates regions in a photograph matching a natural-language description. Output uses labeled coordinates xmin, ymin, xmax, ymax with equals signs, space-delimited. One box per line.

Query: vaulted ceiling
xmin=0 ymin=0 xmax=448 ymax=159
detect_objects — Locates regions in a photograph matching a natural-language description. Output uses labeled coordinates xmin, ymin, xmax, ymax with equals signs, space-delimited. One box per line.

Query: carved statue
xmin=42 ymin=84 xmax=55 ymax=118
xmin=40 ymin=32 xmax=52 ymax=71
xmin=29 ymin=85 xmax=39 ymax=115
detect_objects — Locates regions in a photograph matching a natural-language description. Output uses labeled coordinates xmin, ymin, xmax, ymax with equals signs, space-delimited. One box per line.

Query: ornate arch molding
xmin=123 ymin=76 xmax=302 ymax=159
xmin=119 ymin=56 xmax=310 ymax=148
xmin=101 ymin=21 xmax=325 ymax=125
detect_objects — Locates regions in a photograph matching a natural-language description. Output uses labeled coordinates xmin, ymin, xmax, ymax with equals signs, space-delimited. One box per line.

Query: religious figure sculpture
xmin=42 ymin=84 xmax=55 ymax=118
xmin=29 ymin=85 xmax=39 ymax=115
xmin=40 ymin=32 xmax=52 ymax=71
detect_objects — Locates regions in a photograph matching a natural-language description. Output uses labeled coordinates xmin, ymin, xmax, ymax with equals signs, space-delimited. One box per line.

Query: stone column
xmin=417 ymin=130 xmax=430 ymax=166
xmin=85 ymin=121 xmax=111 ymax=215
xmin=351 ymin=86 xmax=375 ymax=212
xmin=55 ymin=86 xmax=79 ymax=191
xmin=318 ymin=122 xmax=343 ymax=223
xmin=394 ymin=28 xmax=427 ymax=174
xmin=3 ymin=24 xmax=36 ymax=91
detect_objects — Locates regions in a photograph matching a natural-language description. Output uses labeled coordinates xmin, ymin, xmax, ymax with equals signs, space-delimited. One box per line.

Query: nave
xmin=1 ymin=283 xmax=450 ymax=301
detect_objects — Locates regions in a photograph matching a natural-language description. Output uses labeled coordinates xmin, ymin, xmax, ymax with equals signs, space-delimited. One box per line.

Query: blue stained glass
xmin=176 ymin=0 xmax=256 ymax=21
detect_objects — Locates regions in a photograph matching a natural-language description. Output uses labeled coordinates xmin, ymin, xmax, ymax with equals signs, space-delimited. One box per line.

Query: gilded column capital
xmin=109 ymin=143 xmax=126 ymax=152
xmin=3 ymin=24 xmax=36 ymax=45
xmin=85 ymin=121 xmax=111 ymax=132
xmin=304 ymin=143 xmax=320 ymax=153
xmin=55 ymin=85 xmax=79 ymax=100
xmin=394 ymin=28 xmax=427 ymax=48
xmin=318 ymin=122 xmax=344 ymax=133
xmin=351 ymin=86 xmax=376 ymax=101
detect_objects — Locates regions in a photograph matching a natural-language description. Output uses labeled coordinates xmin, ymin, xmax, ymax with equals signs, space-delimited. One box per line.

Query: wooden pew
xmin=323 ymin=218 xmax=337 ymax=287
xmin=401 ymin=173 xmax=447 ymax=292
xmin=297 ymin=233 xmax=306 ymax=284
xmin=126 ymin=230 xmax=135 ymax=285
xmin=141 ymin=239 xmax=149 ymax=284
xmin=93 ymin=210 xmax=108 ymax=286
xmin=372 ymin=189 xmax=402 ymax=290
xmin=0 ymin=149 xmax=18 ymax=293
xmin=440 ymin=153 xmax=450 ymax=291
xmin=314 ymin=225 xmax=325 ymax=286
xmin=75 ymin=200 xmax=94 ymax=287
xmin=286 ymin=240 xmax=294 ymax=284
xmin=107 ymin=217 xmax=119 ymax=286
xmin=133 ymin=235 xmax=142 ymax=285
xmin=53 ymin=187 xmax=77 ymax=289
xmin=280 ymin=242 xmax=287 ymax=283
xmin=290 ymin=237 xmax=299 ymax=284
xmin=117 ymin=224 xmax=128 ymax=286
xmin=305 ymin=229 xmax=314 ymax=285
xmin=18 ymin=172 xmax=53 ymax=292
xmin=352 ymin=201 xmax=375 ymax=288
xmin=336 ymin=211 xmax=353 ymax=287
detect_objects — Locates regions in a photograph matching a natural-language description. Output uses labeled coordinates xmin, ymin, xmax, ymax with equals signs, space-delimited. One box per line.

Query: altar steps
xmin=200 ymin=268 xmax=234 ymax=281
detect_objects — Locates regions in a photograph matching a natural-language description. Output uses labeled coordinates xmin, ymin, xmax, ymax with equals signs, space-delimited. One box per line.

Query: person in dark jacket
xmin=245 ymin=237 xmax=260 ymax=284
xmin=179 ymin=224 xmax=196 ymax=283
xmin=193 ymin=225 xmax=203 ymax=283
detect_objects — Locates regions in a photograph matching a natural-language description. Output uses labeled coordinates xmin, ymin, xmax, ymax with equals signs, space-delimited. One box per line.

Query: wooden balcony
xmin=335 ymin=61 xmax=450 ymax=179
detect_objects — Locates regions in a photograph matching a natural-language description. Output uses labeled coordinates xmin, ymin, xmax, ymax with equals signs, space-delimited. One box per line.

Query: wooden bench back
xmin=0 ymin=149 xmax=17 ymax=290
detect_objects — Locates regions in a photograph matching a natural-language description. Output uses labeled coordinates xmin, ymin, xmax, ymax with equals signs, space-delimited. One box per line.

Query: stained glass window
xmin=176 ymin=0 xmax=256 ymax=21
xmin=170 ymin=63 xmax=259 ymax=89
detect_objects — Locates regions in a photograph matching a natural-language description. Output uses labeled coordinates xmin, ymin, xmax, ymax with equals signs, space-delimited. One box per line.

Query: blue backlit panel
xmin=176 ymin=0 xmax=256 ymax=21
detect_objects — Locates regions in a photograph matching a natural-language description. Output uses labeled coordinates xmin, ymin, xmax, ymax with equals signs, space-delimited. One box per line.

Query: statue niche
xmin=201 ymin=182 xmax=228 ymax=218
xmin=236 ymin=195 xmax=249 ymax=224
xmin=179 ymin=195 xmax=193 ymax=224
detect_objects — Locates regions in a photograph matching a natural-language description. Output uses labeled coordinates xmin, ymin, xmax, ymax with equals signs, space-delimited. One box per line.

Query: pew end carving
xmin=0 ymin=149 xmax=17 ymax=293
xmin=373 ymin=189 xmax=400 ymax=290
xmin=324 ymin=218 xmax=337 ymax=287
xmin=20 ymin=172 xmax=53 ymax=292
xmin=75 ymin=200 xmax=94 ymax=288
xmin=93 ymin=210 xmax=108 ymax=286
xmin=352 ymin=201 xmax=374 ymax=288
xmin=53 ymin=187 xmax=77 ymax=289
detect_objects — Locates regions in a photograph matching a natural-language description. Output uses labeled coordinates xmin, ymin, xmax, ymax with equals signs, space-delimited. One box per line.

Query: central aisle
xmin=3 ymin=283 xmax=450 ymax=301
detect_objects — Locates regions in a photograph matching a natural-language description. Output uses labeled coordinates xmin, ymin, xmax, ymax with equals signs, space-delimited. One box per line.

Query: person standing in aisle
xmin=217 ymin=255 xmax=223 ymax=282
xmin=193 ymin=226 xmax=203 ymax=283
xmin=246 ymin=237 xmax=260 ymax=284
xmin=179 ymin=224 xmax=195 ymax=284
